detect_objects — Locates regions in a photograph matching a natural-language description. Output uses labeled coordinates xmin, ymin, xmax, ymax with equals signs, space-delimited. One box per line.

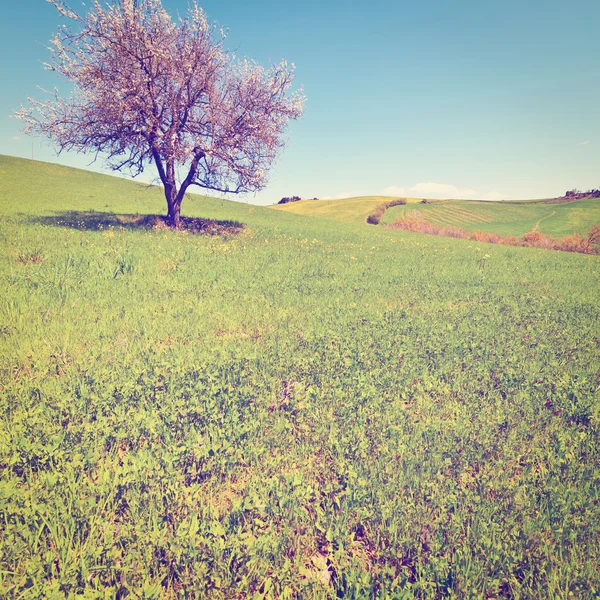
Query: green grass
xmin=382 ymin=198 xmax=600 ymax=237
xmin=1 ymin=155 xmax=600 ymax=598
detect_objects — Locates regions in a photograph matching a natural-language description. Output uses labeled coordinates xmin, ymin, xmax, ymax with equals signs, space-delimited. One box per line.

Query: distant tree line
xmin=564 ymin=189 xmax=600 ymax=199
xmin=277 ymin=196 xmax=319 ymax=204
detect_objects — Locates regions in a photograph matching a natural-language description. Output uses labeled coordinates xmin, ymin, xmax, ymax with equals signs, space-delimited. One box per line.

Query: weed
xmin=11 ymin=247 xmax=45 ymax=264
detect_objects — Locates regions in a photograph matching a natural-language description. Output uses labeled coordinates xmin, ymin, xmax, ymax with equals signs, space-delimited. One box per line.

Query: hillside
xmin=271 ymin=193 xmax=600 ymax=238
xmin=1 ymin=156 xmax=599 ymax=598
xmin=0 ymin=155 xmax=270 ymax=225
xmin=269 ymin=195 xmax=422 ymax=225
xmin=382 ymin=197 xmax=600 ymax=237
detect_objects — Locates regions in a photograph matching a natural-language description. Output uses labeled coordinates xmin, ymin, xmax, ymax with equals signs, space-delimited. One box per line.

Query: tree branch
xmin=175 ymin=149 xmax=205 ymax=204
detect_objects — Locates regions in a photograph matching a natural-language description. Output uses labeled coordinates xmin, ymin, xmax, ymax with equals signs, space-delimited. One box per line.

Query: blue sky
xmin=1 ymin=0 xmax=598 ymax=204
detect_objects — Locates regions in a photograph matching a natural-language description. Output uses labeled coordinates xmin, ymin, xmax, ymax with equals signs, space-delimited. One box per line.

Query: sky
xmin=1 ymin=0 xmax=599 ymax=204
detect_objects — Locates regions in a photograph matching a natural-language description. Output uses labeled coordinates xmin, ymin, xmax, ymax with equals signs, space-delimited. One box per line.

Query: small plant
xmin=12 ymin=248 xmax=45 ymax=264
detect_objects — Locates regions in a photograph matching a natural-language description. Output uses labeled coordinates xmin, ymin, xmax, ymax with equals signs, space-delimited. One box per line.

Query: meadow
xmin=269 ymin=196 xmax=423 ymax=225
xmin=381 ymin=198 xmax=600 ymax=238
xmin=1 ymin=155 xmax=599 ymax=598
xmin=273 ymin=194 xmax=600 ymax=239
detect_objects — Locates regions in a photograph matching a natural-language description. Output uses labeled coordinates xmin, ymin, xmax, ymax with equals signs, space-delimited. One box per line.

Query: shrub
xmin=278 ymin=196 xmax=302 ymax=205
xmin=389 ymin=218 xmax=599 ymax=255
xmin=471 ymin=230 xmax=501 ymax=244
xmin=366 ymin=198 xmax=406 ymax=225
xmin=522 ymin=231 xmax=553 ymax=249
xmin=500 ymin=235 xmax=521 ymax=246
xmin=588 ymin=224 xmax=600 ymax=246
xmin=366 ymin=212 xmax=383 ymax=225
xmin=555 ymin=233 xmax=589 ymax=254
xmin=389 ymin=216 xmax=426 ymax=232
xmin=441 ymin=226 xmax=470 ymax=239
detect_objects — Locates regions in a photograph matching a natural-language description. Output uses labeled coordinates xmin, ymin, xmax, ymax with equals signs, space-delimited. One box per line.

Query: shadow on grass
xmin=32 ymin=210 xmax=246 ymax=236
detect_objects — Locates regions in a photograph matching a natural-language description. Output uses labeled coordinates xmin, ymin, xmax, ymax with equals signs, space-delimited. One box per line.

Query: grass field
xmin=272 ymin=194 xmax=600 ymax=239
xmin=1 ymin=155 xmax=600 ymax=598
xmin=382 ymin=199 xmax=600 ymax=238
xmin=269 ymin=196 xmax=422 ymax=225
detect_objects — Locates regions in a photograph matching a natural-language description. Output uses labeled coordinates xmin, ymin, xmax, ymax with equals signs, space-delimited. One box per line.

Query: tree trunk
xmin=153 ymin=151 xmax=202 ymax=229
xmin=168 ymin=200 xmax=182 ymax=228
xmin=165 ymin=181 xmax=182 ymax=228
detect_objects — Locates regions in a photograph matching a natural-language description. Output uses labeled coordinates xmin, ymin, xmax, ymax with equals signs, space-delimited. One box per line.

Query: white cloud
xmin=382 ymin=185 xmax=406 ymax=196
xmin=320 ymin=192 xmax=355 ymax=200
xmin=322 ymin=184 xmax=506 ymax=202
xmin=10 ymin=136 xmax=21 ymax=142
xmin=578 ymin=140 xmax=591 ymax=145
xmin=480 ymin=191 xmax=505 ymax=201
xmin=409 ymin=182 xmax=476 ymax=199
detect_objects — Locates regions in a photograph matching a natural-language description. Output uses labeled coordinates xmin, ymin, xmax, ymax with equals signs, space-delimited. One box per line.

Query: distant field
xmin=269 ymin=195 xmax=422 ymax=225
xmin=1 ymin=155 xmax=599 ymax=598
xmin=382 ymin=198 xmax=600 ymax=237
xmin=272 ymin=194 xmax=600 ymax=238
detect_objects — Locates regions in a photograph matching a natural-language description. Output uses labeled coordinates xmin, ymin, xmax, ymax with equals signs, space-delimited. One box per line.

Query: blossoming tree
xmin=17 ymin=0 xmax=304 ymax=227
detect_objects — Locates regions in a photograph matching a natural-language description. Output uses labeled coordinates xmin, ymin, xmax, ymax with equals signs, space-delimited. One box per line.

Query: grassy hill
xmin=1 ymin=155 xmax=599 ymax=598
xmin=269 ymin=195 xmax=423 ymax=225
xmin=382 ymin=197 xmax=600 ymax=237
xmin=272 ymin=193 xmax=600 ymax=238
xmin=0 ymin=154 xmax=271 ymax=225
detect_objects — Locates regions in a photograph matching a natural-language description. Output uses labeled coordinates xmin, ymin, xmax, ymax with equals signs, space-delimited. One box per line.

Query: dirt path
xmin=533 ymin=209 xmax=556 ymax=231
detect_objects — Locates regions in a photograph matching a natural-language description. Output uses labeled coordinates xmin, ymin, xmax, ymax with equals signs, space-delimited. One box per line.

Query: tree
xmin=16 ymin=0 xmax=304 ymax=228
